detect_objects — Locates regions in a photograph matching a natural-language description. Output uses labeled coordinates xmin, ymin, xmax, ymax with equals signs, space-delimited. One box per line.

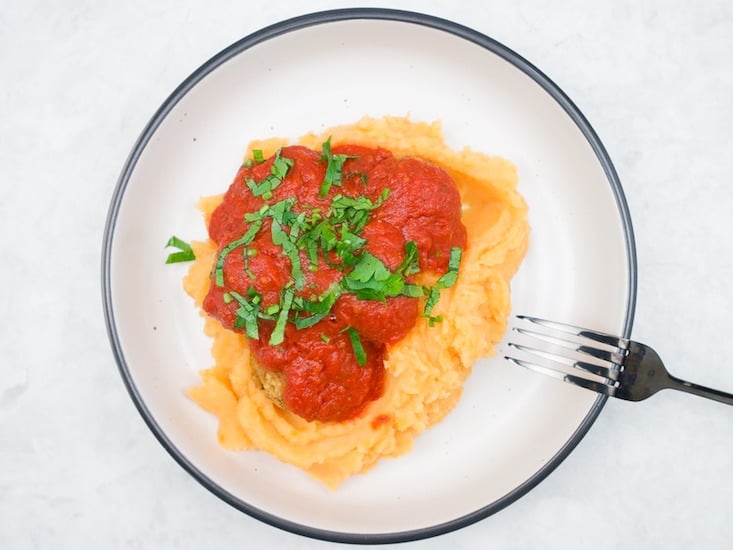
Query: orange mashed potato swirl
xmin=184 ymin=116 xmax=529 ymax=488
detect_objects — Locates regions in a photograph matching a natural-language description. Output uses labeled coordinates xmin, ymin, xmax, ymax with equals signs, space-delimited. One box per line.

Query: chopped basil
xmin=348 ymin=252 xmax=385 ymax=282
xmin=293 ymin=289 xmax=340 ymax=329
xmin=271 ymin=150 xmax=293 ymax=179
xmin=319 ymin=333 xmax=331 ymax=343
xmin=435 ymin=247 xmax=462 ymax=289
xmin=340 ymin=252 xmax=406 ymax=302
xmin=245 ymin=203 xmax=270 ymax=222
xmin=344 ymin=327 xmax=367 ymax=366
xmin=334 ymin=227 xmax=366 ymax=267
xmin=338 ymin=239 xmax=423 ymax=302
xmin=164 ymin=236 xmax=196 ymax=263
xmin=329 ymin=189 xmax=389 ymax=234
xmin=422 ymin=286 xmax=442 ymax=324
xmin=426 ymin=314 xmax=443 ymax=327
xmin=269 ymin=287 xmax=294 ymax=345
xmin=318 ymin=138 xmax=355 ymax=197
xmin=229 ymin=290 xmax=260 ymax=339
xmin=267 ymin=198 xmax=297 ymax=223
xmin=418 ymin=247 xmax=463 ymax=325
xmin=271 ymin=218 xmax=305 ymax=289
xmin=305 ymin=239 xmax=319 ymax=268
xmin=397 ymin=241 xmax=420 ymax=276
xmin=214 ymin=219 xmax=262 ymax=286
xmin=252 ymin=149 xmax=264 ymax=163
xmin=401 ymin=284 xmax=425 ymax=298
xmin=245 ymin=148 xmax=293 ymax=197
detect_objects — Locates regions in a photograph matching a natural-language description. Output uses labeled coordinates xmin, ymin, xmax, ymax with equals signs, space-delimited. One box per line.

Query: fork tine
xmin=516 ymin=315 xmax=628 ymax=349
xmin=508 ymin=342 xmax=619 ymax=381
xmin=562 ymin=371 xmax=617 ymax=397
xmin=513 ymin=326 xmax=627 ymax=366
xmin=506 ymin=355 xmax=615 ymax=397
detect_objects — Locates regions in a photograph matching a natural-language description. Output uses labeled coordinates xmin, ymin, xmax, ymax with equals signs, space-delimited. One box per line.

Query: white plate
xmin=102 ymin=9 xmax=636 ymax=544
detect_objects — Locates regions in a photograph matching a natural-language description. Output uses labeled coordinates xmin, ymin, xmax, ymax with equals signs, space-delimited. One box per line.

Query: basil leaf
xmin=340 ymin=252 xmax=410 ymax=301
xmin=344 ymin=327 xmax=367 ymax=366
xmin=267 ymin=197 xmax=297 ymax=224
xmin=347 ymin=252 xmax=380 ymax=282
xmin=401 ymin=284 xmax=425 ymax=298
xmin=293 ymin=290 xmax=340 ymax=329
xmin=245 ymin=204 xmax=270 ymax=222
xmin=435 ymin=247 xmax=463 ymax=289
xmin=246 ymin=148 xmax=294 ymax=197
xmin=164 ymin=236 xmax=196 ymax=263
xmin=397 ymin=241 xmax=420 ymax=276
xmin=328 ymin=190 xmax=388 ymax=234
xmin=318 ymin=138 xmax=355 ymax=197
xmin=269 ymin=287 xmax=294 ymax=346
xmin=229 ymin=290 xmax=260 ymax=339
xmin=271 ymin=218 xmax=305 ymax=290
xmin=372 ymin=260 xmax=391 ymax=282
xmin=214 ymin=219 xmax=262 ymax=286
xmin=427 ymin=314 xmax=443 ymax=327
xmin=423 ymin=286 xmax=441 ymax=317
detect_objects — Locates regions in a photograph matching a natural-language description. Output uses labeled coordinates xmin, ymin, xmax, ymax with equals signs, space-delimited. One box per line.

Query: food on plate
xmin=182 ymin=116 xmax=529 ymax=488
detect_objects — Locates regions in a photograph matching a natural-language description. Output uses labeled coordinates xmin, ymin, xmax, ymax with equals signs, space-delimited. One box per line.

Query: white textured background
xmin=2 ymin=1 xmax=732 ymax=548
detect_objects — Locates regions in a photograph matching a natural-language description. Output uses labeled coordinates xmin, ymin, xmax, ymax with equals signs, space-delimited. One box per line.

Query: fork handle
xmin=667 ymin=375 xmax=733 ymax=406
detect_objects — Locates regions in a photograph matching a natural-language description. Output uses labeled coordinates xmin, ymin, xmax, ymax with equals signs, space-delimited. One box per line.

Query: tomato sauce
xmin=203 ymin=144 xmax=466 ymax=422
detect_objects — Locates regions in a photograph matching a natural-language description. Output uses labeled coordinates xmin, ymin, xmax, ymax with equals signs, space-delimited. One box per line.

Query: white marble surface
xmin=2 ymin=0 xmax=732 ymax=548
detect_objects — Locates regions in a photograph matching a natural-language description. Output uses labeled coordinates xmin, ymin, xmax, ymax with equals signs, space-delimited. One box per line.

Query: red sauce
xmin=203 ymin=144 xmax=466 ymax=422
xmin=371 ymin=414 xmax=392 ymax=430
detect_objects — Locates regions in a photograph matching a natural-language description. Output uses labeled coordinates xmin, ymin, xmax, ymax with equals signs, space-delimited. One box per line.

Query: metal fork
xmin=505 ymin=315 xmax=733 ymax=405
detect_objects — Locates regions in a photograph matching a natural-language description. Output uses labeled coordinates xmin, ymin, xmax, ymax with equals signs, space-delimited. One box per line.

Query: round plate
xmin=102 ymin=8 xmax=636 ymax=544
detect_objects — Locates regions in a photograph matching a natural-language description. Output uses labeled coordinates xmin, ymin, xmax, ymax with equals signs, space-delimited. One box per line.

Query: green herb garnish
xmin=214 ymin=220 xmax=262 ymax=286
xmin=435 ymin=247 xmax=462 ymax=289
xmin=318 ymin=138 xmax=354 ymax=197
xmin=396 ymin=240 xmax=420 ymax=276
xmin=229 ymin=290 xmax=260 ymax=339
xmin=164 ymin=236 xmax=196 ymax=263
xmin=293 ymin=288 xmax=341 ymax=329
xmin=340 ymin=252 xmax=407 ymax=301
xmin=419 ymin=247 xmax=462 ymax=324
xmin=422 ymin=286 xmax=442 ymax=326
xmin=401 ymin=284 xmax=425 ymax=298
xmin=246 ymin=148 xmax=293 ymax=197
xmin=270 ymin=287 xmax=295 ymax=345
xmin=344 ymin=327 xmax=367 ymax=366
xmin=271 ymin=218 xmax=306 ymax=290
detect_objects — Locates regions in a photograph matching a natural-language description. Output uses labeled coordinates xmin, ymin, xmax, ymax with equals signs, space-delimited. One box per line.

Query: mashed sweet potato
xmin=184 ymin=116 xmax=529 ymax=488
